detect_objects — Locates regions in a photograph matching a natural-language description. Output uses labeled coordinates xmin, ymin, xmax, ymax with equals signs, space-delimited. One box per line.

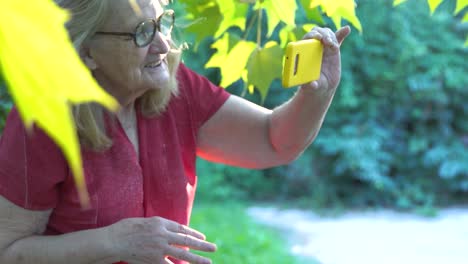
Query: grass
xmin=189 ymin=202 xmax=304 ymax=264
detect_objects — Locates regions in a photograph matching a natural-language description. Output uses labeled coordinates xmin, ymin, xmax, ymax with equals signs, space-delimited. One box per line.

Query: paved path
xmin=247 ymin=207 xmax=468 ymax=264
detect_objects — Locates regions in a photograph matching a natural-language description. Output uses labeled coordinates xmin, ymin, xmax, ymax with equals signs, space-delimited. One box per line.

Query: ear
xmin=79 ymin=45 xmax=98 ymax=70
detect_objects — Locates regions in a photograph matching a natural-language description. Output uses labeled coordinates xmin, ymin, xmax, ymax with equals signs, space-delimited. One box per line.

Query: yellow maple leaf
xmin=0 ymin=0 xmax=118 ymax=207
xmin=393 ymin=0 xmax=408 ymax=6
xmin=455 ymin=0 xmax=468 ymax=14
xmin=428 ymin=0 xmax=444 ymax=14
xmin=310 ymin=0 xmax=354 ymax=16
xmin=309 ymin=0 xmax=362 ymax=32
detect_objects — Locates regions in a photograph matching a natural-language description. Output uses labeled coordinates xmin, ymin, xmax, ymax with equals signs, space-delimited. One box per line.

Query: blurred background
xmin=182 ymin=0 xmax=468 ymax=263
xmin=0 ymin=0 xmax=467 ymax=263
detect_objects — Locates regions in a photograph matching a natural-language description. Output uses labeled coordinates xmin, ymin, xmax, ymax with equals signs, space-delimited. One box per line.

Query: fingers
xmin=162 ymin=217 xmax=217 ymax=251
xmin=304 ymin=26 xmax=351 ymax=50
xmin=335 ymin=25 xmax=351 ymax=45
xmin=116 ymin=217 xmax=215 ymax=264
xmin=171 ymin=224 xmax=206 ymax=240
xmin=166 ymin=246 xmax=212 ymax=264
xmin=164 ymin=222 xmax=216 ymax=264
xmin=167 ymin=232 xmax=217 ymax=252
xmin=310 ymin=80 xmax=319 ymax=90
xmin=164 ymin=220 xmax=206 ymax=241
xmin=304 ymin=27 xmax=339 ymax=51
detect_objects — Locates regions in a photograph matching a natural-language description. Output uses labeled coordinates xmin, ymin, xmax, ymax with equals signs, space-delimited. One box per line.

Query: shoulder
xmin=173 ymin=63 xmax=231 ymax=126
xmin=175 ymin=62 xmax=230 ymax=104
xmin=176 ymin=62 xmax=198 ymax=82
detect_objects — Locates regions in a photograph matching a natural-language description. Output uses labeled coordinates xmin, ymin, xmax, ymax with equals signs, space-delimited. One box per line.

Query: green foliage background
xmin=190 ymin=203 xmax=310 ymax=263
xmin=0 ymin=76 xmax=11 ymax=130
xmin=188 ymin=0 xmax=468 ymax=210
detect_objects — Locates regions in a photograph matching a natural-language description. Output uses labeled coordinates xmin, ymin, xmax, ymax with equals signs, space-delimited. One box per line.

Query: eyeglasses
xmin=95 ymin=9 xmax=175 ymax=48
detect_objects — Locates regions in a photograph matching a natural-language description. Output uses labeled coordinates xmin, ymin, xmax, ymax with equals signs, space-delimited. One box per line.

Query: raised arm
xmin=197 ymin=26 xmax=351 ymax=169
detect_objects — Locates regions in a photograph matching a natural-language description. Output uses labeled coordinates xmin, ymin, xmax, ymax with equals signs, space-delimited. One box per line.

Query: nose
xmin=148 ymin=32 xmax=170 ymax=54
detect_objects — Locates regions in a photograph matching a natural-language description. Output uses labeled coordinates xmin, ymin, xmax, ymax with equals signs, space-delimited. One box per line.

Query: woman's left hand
xmin=301 ymin=26 xmax=351 ymax=92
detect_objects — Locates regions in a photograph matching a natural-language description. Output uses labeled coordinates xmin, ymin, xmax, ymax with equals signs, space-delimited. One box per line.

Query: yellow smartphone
xmin=282 ymin=39 xmax=323 ymax=88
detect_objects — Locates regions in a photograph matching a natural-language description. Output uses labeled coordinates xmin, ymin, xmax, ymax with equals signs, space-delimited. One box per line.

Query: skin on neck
xmin=116 ymin=102 xmax=136 ymax=121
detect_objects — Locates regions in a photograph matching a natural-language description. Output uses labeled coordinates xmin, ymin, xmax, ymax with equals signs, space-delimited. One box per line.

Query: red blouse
xmin=0 ymin=63 xmax=230 ymax=263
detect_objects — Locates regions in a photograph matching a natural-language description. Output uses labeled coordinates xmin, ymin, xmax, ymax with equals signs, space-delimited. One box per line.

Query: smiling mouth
xmin=145 ymin=61 xmax=162 ymax=68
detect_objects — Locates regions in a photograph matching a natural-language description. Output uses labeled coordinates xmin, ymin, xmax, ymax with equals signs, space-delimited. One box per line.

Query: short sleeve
xmin=0 ymin=108 xmax=67 ymax=210
xmin=177 ymin=63 xmax=230 ymax=128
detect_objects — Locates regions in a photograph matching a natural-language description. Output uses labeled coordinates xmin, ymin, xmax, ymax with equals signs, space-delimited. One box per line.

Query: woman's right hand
xmin=106 ymin=216 xmax=217 ymax=264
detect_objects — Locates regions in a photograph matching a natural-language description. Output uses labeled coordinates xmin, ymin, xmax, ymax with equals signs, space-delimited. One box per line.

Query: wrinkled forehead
xmin=102 ymin=0 xmax=165 ymax=30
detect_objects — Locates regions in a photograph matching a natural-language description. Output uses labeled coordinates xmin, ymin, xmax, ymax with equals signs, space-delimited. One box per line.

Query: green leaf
xmin=455 ymin=0 xmax=468 ymax=14
xmin=246 ymin=41 xmax=283 ymax=101
xmin=206 ymin=34 xmax=257 ymax=88
xmin=428 ymin=0 xmax=444 ymax=14
xmin=335 ymin=6 xmax=362 ymax=32
xmin=180 ymin=0 xmax=223 ymax=43
xmin=214 ymin=0 xmax=249 ymax=37
xmin=310 ymin=0 xmax=354 ymax=16
xmin=278 ymin=26 xmax=293 ymax=48
xmin=262 ymin=0 xmax=298 ymax=37
xmin=0 ymin=0 xmax=118 ymax=206
xmin=393 ymin=0 xmax=408 ymax=6
xmin=303 ymin=23 xmax=317 ymax=32
xmin=300 ymin=0 xmax=325 ymax=24
xmin=278 ymin=23 xmax=318 ymax=48
xmin=331 ymin=14 xmax=342 ymax=31
xmin=461 ymin=12 xmax=468 ymax=46
xmin=310 ymin=0 xmax=362 ymax=32
xmin=206 ymin=33 xmax=241 ymax=69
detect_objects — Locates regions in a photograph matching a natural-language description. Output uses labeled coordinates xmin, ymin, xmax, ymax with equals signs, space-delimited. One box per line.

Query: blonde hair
xmin=56 ymin=0 xmax=181 ymax=150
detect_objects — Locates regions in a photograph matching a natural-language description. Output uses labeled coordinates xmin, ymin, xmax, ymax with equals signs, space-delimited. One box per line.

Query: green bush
xmin=270 ymin=0 xmax=468 ymax=209
xmin=196 ymin=158 xmax=278 ymax=202
xmin=0 ymin=77 xmax=12 ymax=131
xmin=194 ymin=0 xmax=468 ymax=210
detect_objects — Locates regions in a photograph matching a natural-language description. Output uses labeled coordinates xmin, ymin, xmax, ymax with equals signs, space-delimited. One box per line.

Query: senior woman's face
xmin=87 ymin=0 xmax=171 ymax=106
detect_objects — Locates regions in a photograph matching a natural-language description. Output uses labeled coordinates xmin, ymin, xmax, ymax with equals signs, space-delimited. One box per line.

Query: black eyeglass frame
xmin=95 ymin=9 xmax=175 ymax=47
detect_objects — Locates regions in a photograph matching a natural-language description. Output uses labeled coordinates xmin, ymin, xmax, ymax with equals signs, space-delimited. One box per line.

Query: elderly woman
xmin=0 ymin=0 xmax=350 ymax=263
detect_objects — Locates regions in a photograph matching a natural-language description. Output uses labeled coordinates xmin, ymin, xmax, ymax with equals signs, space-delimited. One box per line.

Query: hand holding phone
xmin=282 ymin=39 xmax=323 ymax=88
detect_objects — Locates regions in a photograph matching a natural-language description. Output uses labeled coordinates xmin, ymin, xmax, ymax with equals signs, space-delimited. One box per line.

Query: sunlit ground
xmin=248 ymin=207 xmax=468 ymax=264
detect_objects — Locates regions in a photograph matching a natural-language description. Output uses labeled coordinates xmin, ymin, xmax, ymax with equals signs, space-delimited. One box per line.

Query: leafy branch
xmin=178 ymin=0 xmax=467 ymax=101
